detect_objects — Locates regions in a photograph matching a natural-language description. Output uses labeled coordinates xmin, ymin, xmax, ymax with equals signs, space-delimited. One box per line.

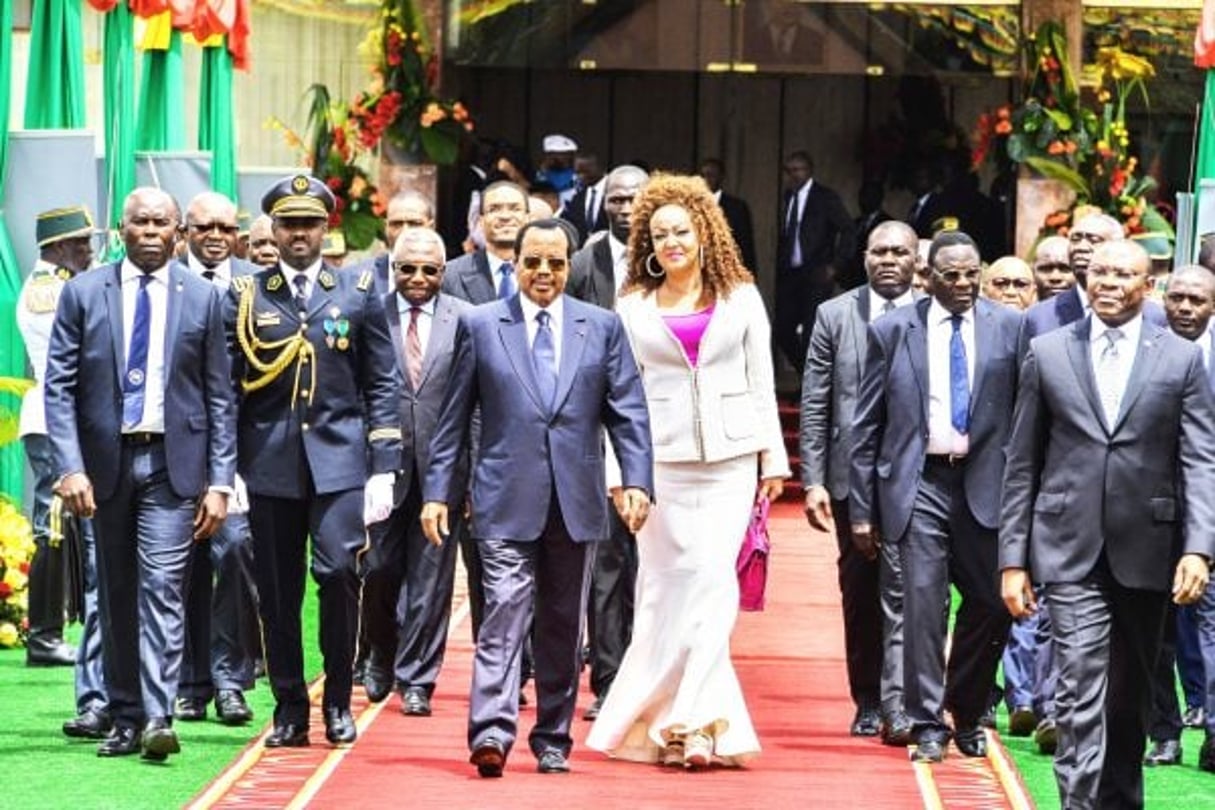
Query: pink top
xmin=661 ymin=304 xmax=715 ymax=367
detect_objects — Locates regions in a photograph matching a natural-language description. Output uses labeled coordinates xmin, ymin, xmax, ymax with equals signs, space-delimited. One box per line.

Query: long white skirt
xmin=585 ymin=454 xmax=759 ymax=765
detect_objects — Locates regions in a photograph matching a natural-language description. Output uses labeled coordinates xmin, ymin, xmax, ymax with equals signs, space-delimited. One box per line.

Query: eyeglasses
xmin=932 ymin=268 xmax=981 ymax=284
xmin=391 ymin=262 xmax=442 ymax=277
xmin=189 ymin=222 xmax=240 ymax=235
xmin=990 ymin=278 xmax=1033 ymax=290
xmin=520 ymin=255 xmax=568 ymax=272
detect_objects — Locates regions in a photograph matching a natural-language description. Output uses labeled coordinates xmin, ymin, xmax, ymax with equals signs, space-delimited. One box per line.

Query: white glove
xmin=229 ymin=474 xmax=249 ymax=515
xmin=363 ymin=473 xmax=395 ymax=526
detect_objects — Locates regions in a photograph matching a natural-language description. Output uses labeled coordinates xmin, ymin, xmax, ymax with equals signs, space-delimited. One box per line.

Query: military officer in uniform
xmin=16 ymin=206 xmax=109 ymax=739
xmin=225 ymin=175 xmax=402 ymax=748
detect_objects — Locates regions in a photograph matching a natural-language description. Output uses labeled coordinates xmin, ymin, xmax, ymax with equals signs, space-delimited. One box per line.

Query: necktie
xmin=497 ymin=261 xmax=516 ymax=300
xmin=405 ymin=306 xmax=424 ymax=389
xmin=882 ymin=299 xmax=896 ymax=315
xmin=533 ymin=310 xmax=558 ymax=409
xmin=122 ymin=274 xmax=152 ymax=429
xmin=293 ymin=273 xmax=309 ymax=312
xmin=949 ymin=314 xmax=969 ymax=434
xmin=1097 ymin=328 xmax=1124 ymax=426
xmin=202 ymin=269 xmax=216 ymax=282
xmin=786 ymin=195 xmax=802 ymax=268
xmin=586 ymin=187 xmax=597 ymax=224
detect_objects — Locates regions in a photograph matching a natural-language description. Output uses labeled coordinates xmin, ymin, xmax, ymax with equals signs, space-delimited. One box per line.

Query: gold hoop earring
xmin=645 ymin=253 xmax=665 ymax=278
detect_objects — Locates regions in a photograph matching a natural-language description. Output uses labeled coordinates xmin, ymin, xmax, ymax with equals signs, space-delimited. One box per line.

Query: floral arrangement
xmin=971 ymin=21 xmax=1172 ymax=239
xmin=0 ymin=498 xmax=34 ymax=649
xmin=350 ymin=0 xmax=473 ymax=165
xmin=268 ymin=85 xmax=388 ymax=251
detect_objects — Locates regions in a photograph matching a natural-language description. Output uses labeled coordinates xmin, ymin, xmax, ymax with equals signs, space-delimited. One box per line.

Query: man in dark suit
xmin=421 ymin=218 xmax=653 ymax=777
xmin=1000 ymin=240 xmax=1215 ymax=809
xmin=566 ymin=164 xmax=648 ymax=720
xmin=359 ymin=227 xmax=470 ymax=717
xmin=46 ymin=187 xmax=237 ymax=761
xmin=224 ymin=175 xmax=403 ymax=748
xmin=850 ymin=230 xmax=1020 ymax=763
xmin=358 ymin=190 xmax=435 ymax=295
xmin=698 ymin=158 xmax=757 ymax=275
xmin=560 ymin=152 xmax=607 ymax=243
xmin=440 ymin=179 xmax=530 ymax=640
xmin=173 ymin=191 xmax=260 ymax=728
xmin=801 ymin=221 xmax=919 ymax=745
xmin=775 ymin=150 xmax=855 ymax=374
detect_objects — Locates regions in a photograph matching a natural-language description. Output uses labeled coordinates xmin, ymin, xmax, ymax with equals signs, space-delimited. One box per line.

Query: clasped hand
xmin=610 ymin=487 xmax=651 ymax=534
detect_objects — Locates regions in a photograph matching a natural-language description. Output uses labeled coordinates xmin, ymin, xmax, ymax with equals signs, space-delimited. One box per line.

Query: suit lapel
xmin=551 ymin=302 xmax=588 ymax=414
xmin=1111 ymin=323 xmax=1165 ymax=433
xmin=969 ymin=301 xmax=992 ymax=413
xmin=592 ymin=239 xmax=615 ymax=308
xmin=472 ymin=251 xmax=495 ymax=302
xmin=265 ymin=268 xmax=299 ymax=320
xmin=305 ymin=265 xmax=340 ymax=323
xmin=104 ymin=263 xmax=126 ymax=390
xmin=497 ymin=296 xmax=546 ymax=414
xmin=164 ymin=264 xmax=184 ymax=373
xmin=383 ymin=291 xmax=411 ymax=390
xmin=1065 ymin=318 xmax=1108 ymax=431
xmin=906 ymin=300 xmax=930 ymax=423
xmin=419 ymin=296 xmax=457 ymax=389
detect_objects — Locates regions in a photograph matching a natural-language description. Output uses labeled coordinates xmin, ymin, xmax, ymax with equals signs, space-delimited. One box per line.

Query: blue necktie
xmin=533 ymin=310 xmax=557 ymax=409
xmin=498 ymin=262 xmax=516 ymax=300
xmin=293 ymin=273 xmax=309 ymax=313
xmin=122 ymin=274 xmax=152 ymax=429
xmin=949 ymin=314 xmax=969 ymax=434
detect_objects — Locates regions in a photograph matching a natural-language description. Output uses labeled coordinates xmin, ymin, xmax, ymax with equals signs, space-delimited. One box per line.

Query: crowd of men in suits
xmin=798 ymin=207 xmax=1215 ymax=809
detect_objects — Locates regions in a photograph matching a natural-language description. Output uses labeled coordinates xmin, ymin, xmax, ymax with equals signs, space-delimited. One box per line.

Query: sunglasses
xmin=189 ymin=221 xmax=240 ymax=235
xmin=990 ymin=278 xmax=1033 ymax=290
xmin=520 ymin=256 xmax=568 ymax=272
xmin=392 ymin=262 xmax=442 ymax=277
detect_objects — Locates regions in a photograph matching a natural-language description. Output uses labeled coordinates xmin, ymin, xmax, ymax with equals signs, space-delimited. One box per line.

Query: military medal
xmin=335 ymin=318 xmax=350 ymax=351
xmin=323 ymin=318 xmax=336 ymax=349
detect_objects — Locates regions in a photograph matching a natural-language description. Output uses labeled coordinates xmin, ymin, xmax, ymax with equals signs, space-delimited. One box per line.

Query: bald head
xmin=121 ymin=187 xmax=180 ymax=272
xmin=1069 ymin=213 xmax=1124 ymax=283
xmin=1165 ymin=264 xmax=1215 ymax=340
xmin=185 ymin=191 xmax=239 ymax=268
xmin=864 ymin=220 xmax=918 ymax=299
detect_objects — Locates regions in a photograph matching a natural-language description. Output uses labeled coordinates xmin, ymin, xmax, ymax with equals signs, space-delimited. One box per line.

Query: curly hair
xmin=623 ymin=173 xmax=752 ymax=299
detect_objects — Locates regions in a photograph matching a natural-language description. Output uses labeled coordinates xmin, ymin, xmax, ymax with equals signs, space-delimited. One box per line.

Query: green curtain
xmin=136 ymin=30 xmax=185 ymax=151
xmin=23 ymin=0 xmax=86 ymax=128
xmin=1 ymin=2 xmax=28 ymax=500
xmin=199 ymin=42 xmax=237 ymax=198
xmin=103 ymin=4 xmax=137 ymax=235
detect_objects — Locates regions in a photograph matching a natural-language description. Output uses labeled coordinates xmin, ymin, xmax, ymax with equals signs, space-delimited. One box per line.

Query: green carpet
xmin=1 ymin=584 xmax=321 ymax=809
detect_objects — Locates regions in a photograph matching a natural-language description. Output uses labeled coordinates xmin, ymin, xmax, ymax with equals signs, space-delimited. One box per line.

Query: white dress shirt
xmin=868 ymin=287 xmax=915 ymax=324
xmin=121 ymin=259 xmax=169 ymax=433
xmin=608 ymin=233 xmax=629 ymax=294
xmin=926 ymin=298 xmax=975 ymax=455
xmin=1090 ymin=312 xmax=1142 ymax=427
xmin=188 ymin=251 xmax=233 ymax=289
xmin=280 ymin=259 xmax=322 ymax=301
xmin=786 ymin=179 xmax=813 ymax=268
xmin=488 ymin=252 xmax=513 ymax=297
xmin=519 ymin=293 xmax=564 ymax=369
xmin=396 ymin=293 xmax=436 ymax=355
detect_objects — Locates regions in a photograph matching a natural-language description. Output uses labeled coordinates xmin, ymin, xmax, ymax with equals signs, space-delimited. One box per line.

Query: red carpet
xmin=191 ymin=503 xmax=1029 ymax=809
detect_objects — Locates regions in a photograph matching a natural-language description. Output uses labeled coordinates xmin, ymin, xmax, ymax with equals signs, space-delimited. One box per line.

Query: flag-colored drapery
xmin=0 ymin=1 xmax=29 ymax=500
xmin=104 ymin=4 xmax=137 ymax=231
xmin=199 ymin=42 xmax=237 ymax=197
xmin=136 ymin=18 xmax=185 ymax=150
xmin=1195 ymin=1 xmax=1215 ymax=186
xmin=23 ymin=0 xmax=87 ymax=128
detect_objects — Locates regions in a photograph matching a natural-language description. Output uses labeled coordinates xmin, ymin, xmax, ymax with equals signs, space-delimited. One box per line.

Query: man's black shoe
xmin=64 ymin=708 xmax=112 ymax=740
xmin=97 ymin=726 xmax=141 ymax=757
xmin=265 ymin=723 xmax=310 ymax=748
xmin=1144 ymin=738 xmax=1182 ymax=767
xmin=954 ymin=727 xmax=987 ymax=758
xmin=141 ymin=718 xmax=180 ymax=761
xmin=910 ymin=738 xmax=946 ymax=763
xmin=401 ymin=687 xmax=432 ymax=717
xmin=537 ymin=749 xmax=570 ymax=773
xmin=324 ymin=707 xmax=356 ymax=745
xmin=1034 ymin=718 xmax=1058 ymax=755
xmin=880 ymin=711 xmax=913 ymax=747
xmin=1183 ymin=706 xmax=1207 ymax=729
xmin=215 ymin=690 xmax=253 ymax=725
xmin=174 ymin=696 xmax=207 ymax=722
xmin=363 ymin=667 xmax=393 ymax=704
xmin=26 ymin=638 xmax=77 ymax=667
xmin=471 ymin=737 xmax=507 ymax=777
xmin=850 ymin=705 xmax=882 ymax=737
xmin=1198 ymin=735 xmax=1215 ymax=773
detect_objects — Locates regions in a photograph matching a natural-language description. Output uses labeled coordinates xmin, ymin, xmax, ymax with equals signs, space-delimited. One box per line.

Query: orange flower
xmin=994 ymin=120 xmax=1012 ymax=135
xmin=1047 ymin=141 xmax=1066 ymax=155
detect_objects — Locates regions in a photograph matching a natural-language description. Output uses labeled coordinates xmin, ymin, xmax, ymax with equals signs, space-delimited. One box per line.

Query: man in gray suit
xmin=360 ymin=227 xmax=471 ymax=717
xmin=851 ymin=230 xmax=1021 ymax=763
xmin=566 ymin=164 xmax=648 ymax=720
xmin=174 ymin=191 xmax=260 ymax=727
xmin=1002 ymin=241 xmax=1215 ymax=809
xmin=421 ymin=218 xmax=653 ymax=777
xmin=801 ymin=220 xmax=918 ymax=744
xmin=46 ymin=187 xmax=237 ymax=761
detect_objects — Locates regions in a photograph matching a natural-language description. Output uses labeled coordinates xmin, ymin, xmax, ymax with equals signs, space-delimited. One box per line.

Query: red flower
xmin=0 ymin=582 xmax=11 ymax=600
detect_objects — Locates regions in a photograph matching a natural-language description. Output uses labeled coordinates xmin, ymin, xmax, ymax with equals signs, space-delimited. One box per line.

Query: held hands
xmin=1173 ymin=554 xmax=1211 ymax=605
xmin=54 ymin=472 xmax=96 ymax=519
xmin=1001 ymin=568 xmax=1038 ymax=619
xmin=229 ymin=474 xmax=250 ymax=515
xmin=758 ymin=477 xmax=784 ymax=503
xmin=803 ymin=485 xmax=834 ymax=533
xmin=363 ymin=473 xmax=395 ymax=526
xmin=421 ymin=502 xmax=448 ymax=547
xmin=193 ymin=491 xmax=228 ymax=540
xmin=616 ymin=487 xmax=650 ymax=534
xmin=849 ymin=521 xmax=880 ymax=562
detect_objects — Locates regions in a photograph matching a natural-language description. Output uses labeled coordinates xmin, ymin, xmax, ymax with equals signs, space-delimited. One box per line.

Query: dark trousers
xmin=773 ymin=268 xmax=835 ymax=374
xmin=1002 ymin=597 xmax=1057 ymax=718
xmin=248 ymin=488 xmax=365 ymax=726
xmin=1196 ymin=583 xmax=1215 ymax=735
xmin=1045 ymin=570 xmax=1169 ymax=810
xmin=179 ymin=511 xmax=259 ymax=699
xmin=1147 ymin=603 xmax=1205 ymax=741
xmin=587 ymin=507 xmax=636 ymax=699
xmin=830 ymin=498 xmax=883 ymax=711
xmin=74 ymin=513 xmax=107 ymax=714
xmin=22 ymin=434 xmax=66 ymax=646
xmin=900 ymin=461 xmax=1010 ymax=740
xmin=878 ymin=523 xmax=906 ymax=716
xmin=467 ymin=499 xmax=593 ymax=759
xmin=94 ymin=442 xmax=196 ymax=728
xmin=362 ymin=479 xmax=463 ymax=695
xmin=458 ymin=520 xmax=484 ymax=639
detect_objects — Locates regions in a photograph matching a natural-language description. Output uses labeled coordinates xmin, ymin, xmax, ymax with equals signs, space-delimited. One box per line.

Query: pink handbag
xmin=736 ymin=496 xmax=771 ymax=612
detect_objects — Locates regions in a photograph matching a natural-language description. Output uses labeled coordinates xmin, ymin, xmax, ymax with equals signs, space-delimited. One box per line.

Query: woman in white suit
xmin=587 ymin=174 xmax=789 ymax=769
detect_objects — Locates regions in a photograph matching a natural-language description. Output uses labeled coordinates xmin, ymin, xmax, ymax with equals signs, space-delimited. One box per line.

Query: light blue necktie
xmin=497 ymin=261 xmax=516 ymax=300
xmin=533 ymin=310 xmax=557 ymax=409
xmin=949 ymin=314 xmax=969 ymax=434
xmin=122 ymin=274 xmax=152 ymax=429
